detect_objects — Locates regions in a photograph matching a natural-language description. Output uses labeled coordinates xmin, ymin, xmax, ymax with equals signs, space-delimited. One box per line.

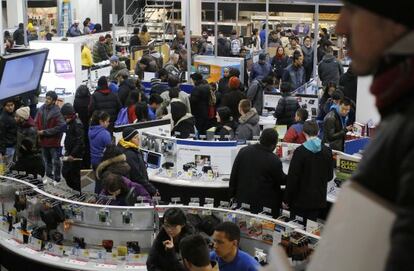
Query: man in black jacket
xmin=118 ymin=127 xmax=158 ymax=196
xmin=334 ymin=3 xmax=414 ymax=270
xmin=274 ymin=82 xmax=300 ymax=128
xmin=190 ymin=73 xmax=211 ymax=135
xmin=89 ymin=76 xmax=121 ymax=131
xmin=318 ymin=46 xmax=344 ymax=86
xmin=117 ymin=69 xmax=137 ymax=107
xmin=285 ymin=120 xmax=333 ymax=223
xmin=322 ymin=97 xmax=352 ymax=151
xmin=230 ymin=128 xmax=286 ymax=217
xmin=13 ymin=23 xmax=25 ymax=46
xmin=0 ymin=100 xmax=17 ymax=164
xmin=61 ymin=104 xmax=84 ymax=192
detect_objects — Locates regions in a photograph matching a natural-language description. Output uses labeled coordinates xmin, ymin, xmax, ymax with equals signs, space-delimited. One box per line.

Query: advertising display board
xmin=194 ymin=55 xmax=245 ymax=83
xmin=175 ymin=139 xmax=238 ymax=176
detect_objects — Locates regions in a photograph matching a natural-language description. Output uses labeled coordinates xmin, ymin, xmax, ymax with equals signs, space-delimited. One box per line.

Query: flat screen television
xmin=54 ymin=59 xmax=73 ymax=74
xmin=0 ymin=49 xmax=49 ymax=101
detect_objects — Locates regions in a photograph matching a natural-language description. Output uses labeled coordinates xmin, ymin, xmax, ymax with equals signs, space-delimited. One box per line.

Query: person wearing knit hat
xmin=117 ymin=128 xmax=158 ymax=196
xmin=14 ymin=107 xmax=37 ymax=161
xmin=221 ymin=76 xmax=246 ymax=121
xmin=60 ymin=103 xmax=84 ymax=192
xmin=109 ymin=56 xmax=127 ymax=81
xmin=319 ymin=3 xmax=414 ymax=270
xmin=15 ymin=106 xmax=30 ymax=121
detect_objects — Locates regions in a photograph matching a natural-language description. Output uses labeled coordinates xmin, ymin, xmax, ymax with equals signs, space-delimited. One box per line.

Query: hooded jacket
xmin=15 ymin=117 xmax=37 ymax=160
xmin=247 ymin=79 xmax=265 ymax=115
xmin=89 ymin=88 xmax=121 ymax=123
xmin=285 ymin=138 xmax=333 ymax=210
xmin=190 ymin=81 xmax=211 ymax=134
xmin=274 ymin=93 xmax=300 ymax=127
xmin=230 ymin=143 xmax=286 ymax=216
xmin=282 ymin=64 xmax=306 ymax=91
xmin=250 ymin=62 xmax=272 ymax=82
xmin=159 ymin=90 xmax=192 ymax=117
xmin=109 ymin=62 xmax=127 ymax=82
xmin=0 ymin=110 xmax=17 ymax=155
xmin=118 ymin=139 xmax=157 ymax=196
xmin=284 ymin=122 xmax=307 ymax=144
xmin=318 ymin=54 xmax=344 ymax=86
xmin=64 ymin=117 xmax=84 ymax=159
xmin=35 ymin=104 xmax=65 ymax=148
xmin=74 ymin=86 xmax=91 ymax=129
xmin=93 ymin=41 xmax=109 ymax=63
xmin=221 ymin=89 xmax=246 ymax=122
xmin=89 ymin=125 xmax=112 ymax=166
xmin=100 ymin=176 xmax=151 ymax=205
xmin=118 ymin=79 xmax=138 ymax=107
xmin=236 ymin=109 xmax=260 ymax=141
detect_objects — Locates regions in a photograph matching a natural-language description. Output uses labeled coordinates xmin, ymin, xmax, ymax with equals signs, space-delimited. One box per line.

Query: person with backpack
xmin=274 ymin=82 xmax=300 ymax=128
xmin=230 ymin=30 xmax=241 ymax=57
xmin=89 ymin=76 xmax=121 ymax=131
xmin=217 ymin=32 xmax=231 ymax=57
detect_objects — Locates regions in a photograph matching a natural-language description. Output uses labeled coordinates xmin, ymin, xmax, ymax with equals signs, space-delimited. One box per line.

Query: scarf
xmin=370 ymin=56 xmax=414 ymax=112
xmin=119 ymin=138 xmax=139 ymax=150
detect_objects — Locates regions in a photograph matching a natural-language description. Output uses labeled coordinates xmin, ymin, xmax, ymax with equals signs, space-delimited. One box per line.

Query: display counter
xmin=0 ymin=173 xmax=322 ymax=271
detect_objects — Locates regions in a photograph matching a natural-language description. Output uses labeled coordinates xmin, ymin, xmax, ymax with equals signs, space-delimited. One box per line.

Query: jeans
xmin=41 ymin=147 xmax=61 ymax=182
xmin=5 ymin=147 xmax=15 ymax=165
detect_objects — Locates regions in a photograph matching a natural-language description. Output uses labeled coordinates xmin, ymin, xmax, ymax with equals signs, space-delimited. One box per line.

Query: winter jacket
xmin=282 ymin=64 xmax=306 ymax=92
xmin=81 ymin=46 xmax=93 ymax=68
xmin=302 ymin=45 xmax=314 ymax=80
xmin=93 ymin=42 xmax=109 ymax=63
xmin=285 ymin=140 xmax=333 ymax=210
xmin=89 ymin=88 xmax=122 ymax=124
xmin=250 ymin=62 xmax=272 ymax=82
xmin=171 ymin=114 xmax=196 ymax=139
xmin=11 ymin=150 xmax=45 ymax=177
xmin=0 ymin=111 xmax=17 ymax=155
xmin=236 ymin=109 xmax=260 ymax=141
xmin=89 ymin=125 xmax=112 ymax=167
xmin=73 ymin=88 xmax=91 ymax=129
xmin=271 ymin=56 xmax=289 ymax=79
xmin=217 ymin=37 xmax=231 ymax=57
xmin=15 ymin=118 xmax=38 ymax=160
xmin=159 ymin=90 xmax=191 ymax=117
xmin=274 ymin=93 xmax=300 ymax=127
xmin=230 ymin=143 xmax=286 ymax=216
xmin=129 ymin=35 xmax=141 ymax=52
xmin=118 ymin=139 xmax=157 ymax=196
xmin=322 ymin=109 xmax=346 ymax=151
xmin=213 ymin=121 xmax=236 ymax=141
xmin=146 ymin=226 xmax=194 ymax=271
xmin=35 ymin=104 xmax=65 ymax=148
xmin=139 ymin=32 xmax=151 ymax=46
xmin=64 ymin=117 xmax=84 ymax=159
xmin=68 ymin=24 xmax=81 ymax=37
xmin=118 ymin=79 xmax=138 ymax=107
xmin=190 ymin=82 xmax=211 ymax=134
xmin=318 ymin=54 xmax=344 ymax=86
xmin=13 ymin=27 xmax=25 ymax=45
xmin=164 ymin=62 xmax=181 ymax=78
xmin=350 ymin=34 xmax=414 ymax=270
xmin=221 ymin=90 xmax=246 ymax=122
xmin=100 ymin=176 xmax=151 ymax=205
xmin=247 ymin=80 xmax=265 ymax=115
xmin=284 ymin=122 xmax=307 ymax=144
xmin=109 ymin=62 xmax=127 ymax=82
xmin=339 ymin=69 xmax=358 ymax=103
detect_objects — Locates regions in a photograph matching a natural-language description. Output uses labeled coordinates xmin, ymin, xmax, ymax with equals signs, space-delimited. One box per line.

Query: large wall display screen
xmin=0 ymin=49 xmax=48 ymax=100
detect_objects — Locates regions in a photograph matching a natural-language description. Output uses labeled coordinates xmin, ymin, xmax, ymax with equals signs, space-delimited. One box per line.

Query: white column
xmin=71 ymin=0 xmax=100 ymax=24
xmin=356 ymin=76 xmax=380 ymax=124
xmin=6 ymin=0 xmax=24 ymax=28
xmin=181 ymin=0 xmax=201 ymax=36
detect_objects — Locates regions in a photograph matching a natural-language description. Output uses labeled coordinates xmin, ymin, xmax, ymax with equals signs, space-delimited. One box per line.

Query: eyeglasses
xmin=163 ymin=223 xmax=178 ymax=229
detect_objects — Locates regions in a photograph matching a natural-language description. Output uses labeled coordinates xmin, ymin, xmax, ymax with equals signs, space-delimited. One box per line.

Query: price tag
xmin=96 ymin=263 xmax=117 ymax=269
xmin=67 ymin=259 xmax=88 ymax=266
xmin=41 ymin=253 xmax=60 ymax=261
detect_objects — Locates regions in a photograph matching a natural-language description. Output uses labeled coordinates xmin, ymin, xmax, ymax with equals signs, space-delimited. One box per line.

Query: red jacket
xmin=284 ymin=122 xmax=306 ymax=144
xmin=35 ymin=104 xmax=65 ymax=147
xmin=128 ymin=105 xmax=137 ymax=123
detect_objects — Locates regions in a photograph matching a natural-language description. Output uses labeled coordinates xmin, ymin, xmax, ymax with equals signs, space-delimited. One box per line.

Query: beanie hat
xmin=228 ymin=76 xmax=241 ymax=89
xmin=97 ymin=76 xmax=108 ymax=88
xmin=171 ymin=100 xmax=187 ymax=124
xmin=109 ymin=55 xmax=119 ymax=62
xmin=344 ymin=1 xmax=413 ymax=29
xmin=122 ymin=127 xmax=139 ymax=141
xmin=60 ymin=103 xmax=75 ymax=116
xmin=15 ymin=107 xmax=30 ymax=120
xmin=46 ymin=91 xmax=58 ymax=101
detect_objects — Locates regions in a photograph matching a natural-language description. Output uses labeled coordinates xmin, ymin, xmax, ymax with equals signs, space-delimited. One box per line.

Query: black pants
xmin=62 ymin=160 xmax=81 ymax=192
xmin=290 ymin=208 xmax=322 ymax=225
